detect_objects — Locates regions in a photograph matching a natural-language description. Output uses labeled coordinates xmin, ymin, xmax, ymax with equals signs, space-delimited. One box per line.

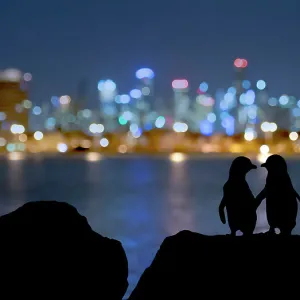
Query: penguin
xmin=219 ymin=156 xmax=257 ymax=236
xmin=256 ymin=154 xmax=300 ymax=235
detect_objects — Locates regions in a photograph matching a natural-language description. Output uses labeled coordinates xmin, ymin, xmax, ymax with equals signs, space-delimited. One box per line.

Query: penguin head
xmin=229 ymin=156 xmax=257 ymax=177
xmin=261 ymin=154 xmax=287 ymax=174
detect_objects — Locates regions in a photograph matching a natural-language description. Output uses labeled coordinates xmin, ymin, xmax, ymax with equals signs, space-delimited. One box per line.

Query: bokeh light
xmin=155 ymin=116 xmax=165 ymax=128
xmin=86 ymin=152 xmax=102 ymax=162
xmin=142 ymin=87 xmax=151 ymax=96
xmin=10 ymin=124 xmax=25 ymax=134
xmin=256 ymin=80 xmax=266 ymax=90
xmin=173 ymin=122 xmax=188 ymax=133
xmin=242 ymin=80 xmax=251 ymax=89
xmin=59 ymin=95 xmax=71 ymax=105
xmin=118 ymin=145 xmax=127 ymax=153
xmin=269 ymin=123 xmax=277 ymax=133
xmin=34 ymin=131 xmax=43 ymax=141
xmin=57 ymin=143 xmax=68 ymax=153
xmin=268 ymin=97 xmax=277 ymax=106
xmin=23 ymin=73 xmax=32 ymax=82
xmin=19 ymin=134 xmax=27 ymax=142
xmin=130 ymin=89 xmax=142 ymax=99
xmin=33 ymin=106 xmax=42 ymax=115
xmin=234 ymin=58 xmax=248 ymax=68
xmin=170 ymin=152 xmax=186 ymax=163
xmin=199 ymin=82 xmax=208 ymax=93
xmin=0 ymin=112 xmax=7 ymax=121
xmin=260 ymin=145 xmax=270 ymax=155
xmin=136 ymin=68 xmax=155 ymax=80
xmin=0 ymin=137 xmax=6 ymax=146
xmin=172 ymin=79 xmax=188 ymax=89
xmin=289 ymin=132 xmax=299 ymax=141
xmin=279 ymin=95 xmax=289 ymax=106
xmin=100 ymin=138 xmax=109 ymax=147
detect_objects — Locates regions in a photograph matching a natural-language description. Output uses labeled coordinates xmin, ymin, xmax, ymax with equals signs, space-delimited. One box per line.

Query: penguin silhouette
xmin=256 ymin=154 xmax=300 ymax=235
xmin=219 ymin=156 xmax=257 ymax=236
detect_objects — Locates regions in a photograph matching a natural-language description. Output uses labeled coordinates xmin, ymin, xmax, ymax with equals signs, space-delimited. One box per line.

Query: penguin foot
xmin=265 ymin=229 xmax=276 ymax=235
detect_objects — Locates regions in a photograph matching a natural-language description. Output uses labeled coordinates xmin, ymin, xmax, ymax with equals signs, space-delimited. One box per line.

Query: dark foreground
xmin=1 ymin=201 xmax=299 ymax=300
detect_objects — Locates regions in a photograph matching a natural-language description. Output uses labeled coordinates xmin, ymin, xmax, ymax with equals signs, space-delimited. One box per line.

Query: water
xmin=1 ymin=154 xmax=300 ymax=298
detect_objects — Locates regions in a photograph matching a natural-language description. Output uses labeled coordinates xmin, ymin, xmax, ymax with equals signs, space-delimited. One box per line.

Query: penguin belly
xmin=240 ymin=210 xmax=257 ymax=234
xmin=227 ymin=207 xmax=257 ymax=234
xmin=266 ymin=198 xmax=297 ymax=232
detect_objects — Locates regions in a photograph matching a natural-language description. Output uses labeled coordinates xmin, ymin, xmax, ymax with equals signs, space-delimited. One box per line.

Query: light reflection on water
xmin=0 ymin=155 xmax=300 ymax=298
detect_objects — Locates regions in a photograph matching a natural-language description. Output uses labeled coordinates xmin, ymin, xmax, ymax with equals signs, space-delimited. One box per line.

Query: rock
xmin=129 ymin=230 xmax=300 ymax=299
xmin=0 ymin=201 xmax=128 ymax=299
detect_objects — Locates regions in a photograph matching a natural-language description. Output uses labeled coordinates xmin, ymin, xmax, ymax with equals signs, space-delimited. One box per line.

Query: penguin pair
xmin=219 ymin=156 xmax=257 ymax=236
xmin=256 ymin=154 xmax=300 ymax=235
xmin=219 ymin=155 xmax=300 ymax=236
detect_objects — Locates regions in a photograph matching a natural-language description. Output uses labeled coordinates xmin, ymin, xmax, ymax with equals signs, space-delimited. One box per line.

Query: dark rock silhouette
xmin=219 ymin=156 xmax=257 ymax=235
xmin=129 ymin=230 xmax=300 ymax=300
xmin=257 ymin=154 xmax=300 ymax=235
xmin=0 ymin=201 xmax=128 ymax=299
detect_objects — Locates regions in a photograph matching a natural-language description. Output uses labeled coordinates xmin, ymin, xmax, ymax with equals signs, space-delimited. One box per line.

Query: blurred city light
xmin=136 ymin=68 xmax=155 ymax=80
xmin=57 ymin=143 xmax=68 ymax=153
xmin=289 ymin=132 xmax=299 ymax=141
xmin=120 ymin=94 xmax=130 ymax=104
xmin=100 ymin=138 xmax=109 ymax=147
xmin=0 ymin=137 xmax=6 ymax=146
xmin=207 ymin=113 xmax=216 ymax=123
xmin=86 ymin=152 xmax=102 ymax=162
xmin=89 ymin=123 xmax=104 ymax=134
xmin=0 ymin=61 xmax=299 ymax=157
xmin=142 ymin=87 xmax=151 ymax=96
xmin=257 ymin=153 xmax=271 ymax=164
xmin=0 ymin=112 xmax=6 ymax=121
xmin=268 ymin=97 xmax=277 ymax=106
xmin=170 ymin=152 xmax=186 ymax=163
xmin=118 ymin=145 xmax=127 ymax=153
xmin=33 ymin=106 xmax=42 ymax=115
xmin=256 ymin=80 xmax=266 ymax=90
xmin=234 ymin=58 xmax=248 ymax=68
xmin=155 ymin=116 xmax=166 ymax=128
xmin=199 ymin=82 xmax=208 ymax=93
xmin=260 ymin=145 xmax=270 ymax=155
xmin=261 ymin=122 xmax=270 ymax=132
xmin=19 ymin=134 xmax=27 ymax=142
xmin=34 ymin=131 xmax=44 ymax=141
xmin=98 ymin=79 xmax=116 ymax=92
xmin=279 ymin=95 xmax=289 ymax=105
xmin=0 ymin=69 xmax=22 ymax=81
xmin=269 ymin=123 xmax=277 ymax=132
xmin=200 ymin=120 xmax=213 ymax=136
xmin=59 ymin=95 xmax=71 ymax=105
xmin=130 ymin=89 xmax=142 ymax=99
xmin=23 ymin=73 xmax=32 ymax=82
xmin=10 ymin=124 xmax=25 ymax=134
xmin=242 ymin=80 xmax=251 ymax=89
xmin=173 ymin=122 xmax=188 ymax=133
xmin=7 ymin=152 xmax=24 ymax=161
xmin=172 ymin=79 xmax=188 ymax=89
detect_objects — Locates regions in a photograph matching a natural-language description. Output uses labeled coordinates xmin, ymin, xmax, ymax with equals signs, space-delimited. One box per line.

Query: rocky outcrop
xmin=129 ymin=230 xmax=300 ymax=299
xmin=0 ymin=201 xmax=128 ymax=299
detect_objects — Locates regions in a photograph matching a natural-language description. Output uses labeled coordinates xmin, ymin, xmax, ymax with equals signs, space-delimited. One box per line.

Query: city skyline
xmin=1 ymin=0 xmax=300 ymax=106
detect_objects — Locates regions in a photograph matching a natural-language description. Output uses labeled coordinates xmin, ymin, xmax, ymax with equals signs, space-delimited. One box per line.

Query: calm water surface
xmin=1 ymin=154 xmax=300 ymax=298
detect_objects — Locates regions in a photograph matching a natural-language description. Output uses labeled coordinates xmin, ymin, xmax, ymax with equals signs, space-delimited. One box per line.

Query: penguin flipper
xmin=294 ymin=189 xmax=300 ymax=202
xmin=219 ymin=210 xmax=226 ymax=224
xmin=219 ymin=197 xmax=227 ymax=224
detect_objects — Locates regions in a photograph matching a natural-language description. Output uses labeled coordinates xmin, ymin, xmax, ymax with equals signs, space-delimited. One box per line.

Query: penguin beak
xmin=261 ymin=163 xmax=266 ymax=168
xmin=251 ymin=164 xmax=257 ymax=169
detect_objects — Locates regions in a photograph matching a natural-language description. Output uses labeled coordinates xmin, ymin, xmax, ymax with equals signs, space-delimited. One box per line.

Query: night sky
xmin=1 ymin=0 xmax=300 ymax=107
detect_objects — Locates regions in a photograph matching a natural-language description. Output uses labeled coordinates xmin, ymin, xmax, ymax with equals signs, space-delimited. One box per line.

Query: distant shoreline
xmin=1 ymin=152 xmax=300 ymax=160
